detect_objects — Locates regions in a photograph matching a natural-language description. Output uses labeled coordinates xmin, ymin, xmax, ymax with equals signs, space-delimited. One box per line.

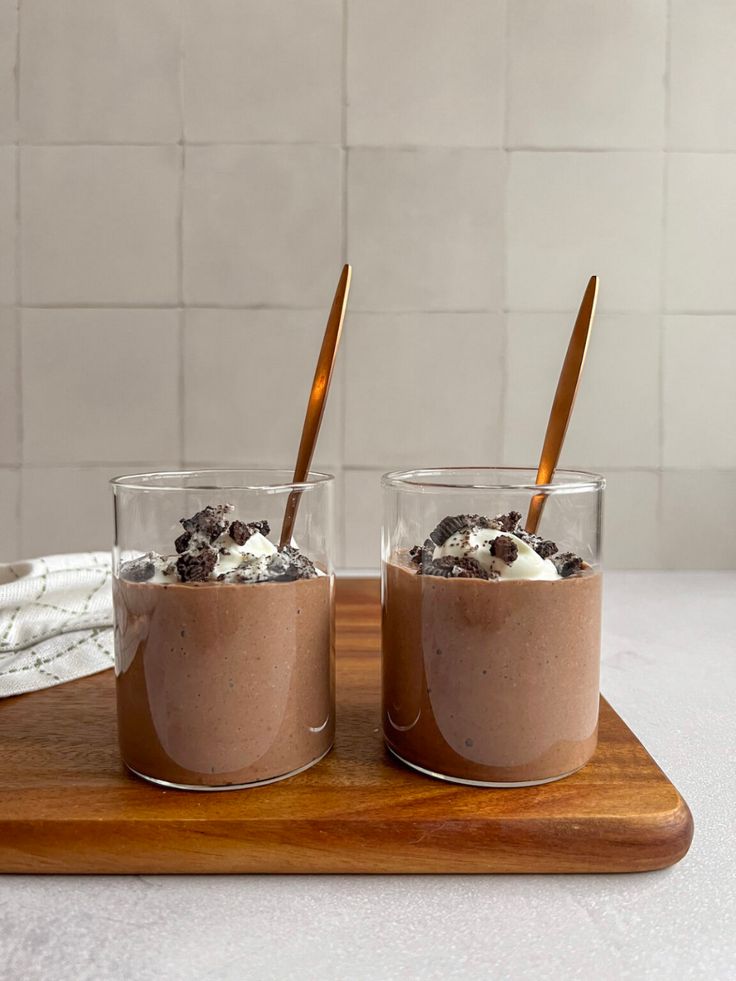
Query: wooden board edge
xmin=0 ymin=798 xmax=695 ymax=875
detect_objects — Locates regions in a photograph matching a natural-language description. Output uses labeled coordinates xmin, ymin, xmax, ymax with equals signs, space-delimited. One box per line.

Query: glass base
xmin=125 ymin=744 xmax=332 ymax=792
xmin=387 ymin=745 xmax=587 ymax=788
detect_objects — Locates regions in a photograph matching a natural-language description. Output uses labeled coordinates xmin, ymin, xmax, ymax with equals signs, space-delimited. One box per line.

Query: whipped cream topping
xmin=433 ymin=527 xmax=560 ymax=581
xmin=121 ymin=504 xmax=319 ymax=585
xmin=144 ymin=530 xmax=278 ymax=583
xmin=409 ymin=510 xmax=584 ymax=581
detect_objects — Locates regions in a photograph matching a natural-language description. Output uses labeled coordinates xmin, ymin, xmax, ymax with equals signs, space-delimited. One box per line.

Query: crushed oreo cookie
xmin=220 ymin=546 xmax=317 ymax=584
xmin=490 ymin=534 xmax=518 ymax=566
xmin=515 ymin=530 xmax=558 ymax=560
xmin=267 ymin=545 xmax=318 ymax=582
xmin=427 ymin=510 xmax=526 ymax=548
xmin=409 ymin=510 xmax=584 ymax=580
xmin=229 ymin=519 xmax=270 ymax=547
xmin=496 ymin=510 xmax=522 ymax=533
xmin=121 ymin=556 xmax=156 ymax=583
xmin=177 ymin=548 xmax=218 ymax=583
xmin=552 ymin=552 xmax=584 ymax=578
xmin=180 ymin=505 xmax=233 ymax=543
xmin=121 ymin=504 xmax=318 ymax=586
xmin=418 ymin=555 xmax=495 ymax=580
xmin=429 ymin=514 xmax=473 ymax=546
xmin=409 ymin=538 xmax=436 ymax=567
xmin=174 ymin=531 xmax=191 ymax=554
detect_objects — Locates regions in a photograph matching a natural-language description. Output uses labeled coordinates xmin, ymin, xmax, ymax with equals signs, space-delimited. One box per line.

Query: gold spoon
xmin=279 ymin=264 xmax=352 ymax=547
xmin=525 ymin=275 xmax=599 ymax=535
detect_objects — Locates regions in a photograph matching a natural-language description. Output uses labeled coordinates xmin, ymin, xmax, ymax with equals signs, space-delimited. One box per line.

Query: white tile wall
xmin=602 ymin=470 xmax=661 ymax=569
xmin=662 ymin=471 xmax=736 ymax=568
xmin=507 ymin=0 xmax=666 ymax=150
xmin=20 ymin=0 xmax=181 ymax=143
xmin=182 ymin=0 xmax=342 ymax=144
xmin=507 ymin=152 xmax=663 ymax=313
xmin=183 ymin=308 xmax=342 ymax=468
xmin=0 ymin=148 xmax=15 ymax=305
xmin=21 ymin=146 xmax=180 ymax=305
xmin=348 ymin=148 xmax=505 ymax=311
xmin=663 ymin=316 xmax=736 ymax=469
xmin=504 ymin=314 xmax=660 ymax=469
xmin=344 ymin=312 xmax=504 ymax=467
xmin=0 ymin=0 xmax=16 ymax=144
xmin=0 ymin=308 xmax=18 ymax=465
xmin=20 ymin=465 xmax=151 ymax=556
xmin=669 ymin=1 xmax=736 ymax=151
xmin=183 ymin=145 xmax=342 ymax=307
xmin=347 ymin=0 xmax=505 ymax=148
xmin=664 ymin=154 xmax=736 ymax=312
xmin=0 ymin=3 xmax=732 ymax=568
xmin=343 ymin=467 xmax=383 ymax=570
xmin=22 ymin=310 xmax=180 ymax=465
xmin=0 ymin=469 xmax=19 ymax=558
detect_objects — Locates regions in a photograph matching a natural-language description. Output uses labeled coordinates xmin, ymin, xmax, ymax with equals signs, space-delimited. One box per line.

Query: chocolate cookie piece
xmin=553 ymin=552 xmax=584 ymax=578
xmin=490 ymin=534 xmax=518 ymax=565
xmin=428 ymin=514 xmax=471 ymax=546
xmin=419 ymin=555 xmax=494 ymax=581
xmin=228 ymin=520 xmax=251 ymax=546
xmin=517 ymin=529 xmax=558 ymax=559
xmin=177 ymin=547 xmax=218 ymax=583
xmin=409 ymin=544 xmax=423 ymax=565
xmin=418 ymin=556 xmax=459 ymax=578
xmin=452 ymin=556 xmax=492 ymax=579
xmin=174 ymin=531 xmax=191 ymax=554
xmin=180 ymin=505 xmax=232 ymax=543
xmin=121 ymin=557 xmax=155 ymax=583
xmin=496 ymin=510 xmax=522 ymax=533
xmin=429 ymin=512 xmax=514 ymax=546
xmin=409 ymin=538 xmax=436 ymax=567
xmin=228 ymin=519 xmax=271 ymax=547
xmin=533 ymin=538 xmax=558 ymax=560
xmin=267 ymin=545 xmax=318 ymax=582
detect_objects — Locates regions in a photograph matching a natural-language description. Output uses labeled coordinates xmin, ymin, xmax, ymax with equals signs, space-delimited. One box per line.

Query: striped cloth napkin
xmin=0 ymin=552 xmax=114 ymax=698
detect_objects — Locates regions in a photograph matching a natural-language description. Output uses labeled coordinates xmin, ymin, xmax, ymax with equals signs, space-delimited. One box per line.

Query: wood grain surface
xmin=0 ymin=578 xmax=693 ymax=874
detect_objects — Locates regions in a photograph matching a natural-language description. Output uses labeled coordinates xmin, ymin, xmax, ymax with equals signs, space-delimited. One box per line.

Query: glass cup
xmin=381 ymin=468 xmax=604 ymax=787
xmin=111 ymin=469 xmax=335 ymax=790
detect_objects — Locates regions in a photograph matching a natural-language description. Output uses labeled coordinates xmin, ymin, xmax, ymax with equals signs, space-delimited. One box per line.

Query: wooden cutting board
xmin=0 ymin=579 xmax=693 ymax=874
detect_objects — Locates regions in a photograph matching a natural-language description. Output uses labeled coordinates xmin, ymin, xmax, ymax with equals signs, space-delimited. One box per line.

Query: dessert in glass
xmin=112 ymin=469 xmax=334 ymax=790
xmin=382 ymin=468 xmax=604 ymax=787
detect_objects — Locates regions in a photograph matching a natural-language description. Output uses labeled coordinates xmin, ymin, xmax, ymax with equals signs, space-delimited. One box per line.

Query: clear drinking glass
xmin=381 ymin=468 xmax=604 ymax=787
xmin=111 ymin=469 xmax=335 ymax=790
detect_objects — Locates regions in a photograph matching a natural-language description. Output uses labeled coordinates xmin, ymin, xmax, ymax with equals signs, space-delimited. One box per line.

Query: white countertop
xmin=1 ymin=572 xmax=734 ymax=981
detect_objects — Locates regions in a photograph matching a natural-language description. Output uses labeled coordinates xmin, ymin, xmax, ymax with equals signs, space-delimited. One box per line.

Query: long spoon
xmin=525 ymin=275 xmax=599 ymax=535
xmin=279 ymin=264 xmax=352 ymax=547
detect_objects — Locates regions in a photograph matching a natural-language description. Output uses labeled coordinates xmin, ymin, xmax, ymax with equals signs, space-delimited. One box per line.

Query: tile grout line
xmin=19 ymin=140 xmax=736 ymax=154
xmin=11 ymin=464 xmax=736 ymax=474
xmin=339 ymin=0 xmax=349 ymax=565
xmin=176 ymin=2 xmax=186 ymax=471
xmin=499 ymin=0 xmax=511 ymax=466
xmin=14 ymin=0 xmax=22 ymax=556
xmin=13 ymin=302 xmax=736 ymax=316
xmin=657 ymin=0 xmax=673 ymax=566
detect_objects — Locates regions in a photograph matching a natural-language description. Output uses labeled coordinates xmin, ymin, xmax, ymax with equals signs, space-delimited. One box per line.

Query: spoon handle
xmin=280 ymin=265 xmax=352 ymax=547
xmin=526 ymin=275 xmax=599 ymax=535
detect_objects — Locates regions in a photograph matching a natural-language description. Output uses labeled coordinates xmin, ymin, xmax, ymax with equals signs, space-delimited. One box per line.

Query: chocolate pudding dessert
xmin=114 ymin=505 xmax=333 ymax=788
xmin=382 ymin=510 xmax=601 ymax=785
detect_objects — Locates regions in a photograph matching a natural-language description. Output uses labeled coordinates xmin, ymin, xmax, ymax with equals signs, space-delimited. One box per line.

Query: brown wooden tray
xmin=0 ymin=579 xmax=693 ymax=874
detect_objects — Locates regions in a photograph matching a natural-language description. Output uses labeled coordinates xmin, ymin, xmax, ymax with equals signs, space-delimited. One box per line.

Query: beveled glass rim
xmin=381 ymin=467 xmax=605 ymax=494
xmin=110 ymin=468 xmax=334 ymax=493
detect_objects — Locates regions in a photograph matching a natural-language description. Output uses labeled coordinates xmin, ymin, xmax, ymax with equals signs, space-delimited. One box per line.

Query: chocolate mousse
xmin=382 ymin=510 xmax=601 ymax=785
xmin=114 ymin=505 xmax=333 ymax=788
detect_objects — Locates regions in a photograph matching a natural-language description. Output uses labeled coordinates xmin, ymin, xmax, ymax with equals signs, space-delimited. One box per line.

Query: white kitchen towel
xmin=0 ymin=552 xmax=114 ymax=698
